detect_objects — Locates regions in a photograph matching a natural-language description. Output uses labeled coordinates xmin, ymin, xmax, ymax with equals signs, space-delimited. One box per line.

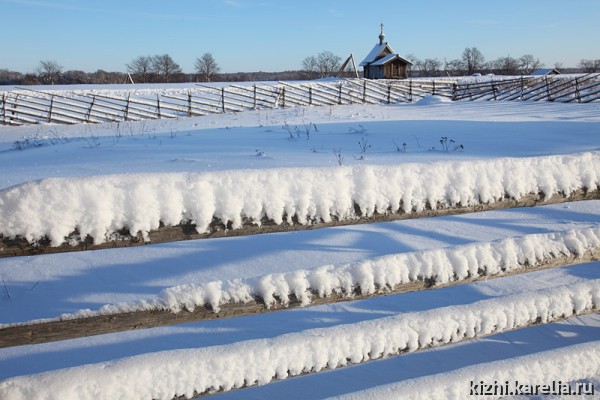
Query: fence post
xmin=575 ymin=77 xmax=581 ymax=103
xmin=157 ymin=95 xmax=161 ymax=118
xmin=409 ymin=80 xmax=413 ymax=102
xmin=432 ymin=80 xmax=436 ymax=96
xmin=363 ymin=80 xmax=367 ymax=103
xmin=253 ymin=84 xmax=257 ymax=109
xmin=2 ymin=93 xmax=6 ymax=125
xmin=221 ymin=88 xmax=226 ymax=113
xmin=387 ymin=83 xmax=392 ymax=104
xmin=282 ymin=87 xmax=286 ymax=107
xmin=520 ymin=76 xmax=524 ymax=100
xmin=452 ymin=83 xmax=457 ymax=101
xmin=11 ymin=94 xmax=18 ymax=124
xmin=187 ymin=91 xmax=193 ymax=116
xmin=309 ymin=87 xmax=313 ymax=106
xmin=48 ymin=95 xmax=54 ymax=122
xmin=492 ymin=82 xmax=497 ymax=100
xmin=545 ymin=76 xmax=551 ymax=101
xmin=124 ymin=94 xmax=130 ymax=120
xmin=338 ymin=84 xmax=343 ymax=104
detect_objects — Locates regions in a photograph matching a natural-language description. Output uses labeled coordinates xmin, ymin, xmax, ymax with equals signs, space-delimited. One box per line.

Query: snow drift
xmin=1 ymin=280 xmax=599 ymax=400
xmin=0 ymin=151 xmax=598 ymax=246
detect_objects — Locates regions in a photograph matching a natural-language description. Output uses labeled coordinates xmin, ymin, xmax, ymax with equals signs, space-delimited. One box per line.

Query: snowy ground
xmin=1 ymin=90 xmax=600 ymax=399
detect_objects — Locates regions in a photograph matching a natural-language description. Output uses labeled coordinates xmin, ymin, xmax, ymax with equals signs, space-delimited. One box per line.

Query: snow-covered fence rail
xmin=453 ymin=73 xmax=600 ymax=103
xmin=1 ymin=76 xmax=598 ymax=127
xmin=2 ymin=226 xmax=598 ymax=348
xmin=0 ymin=79 xmax=455 ymax=126
xmin=0 ymin=152 xmax=598 ymax=253
xmin=2 ymin=281 xmax=599 ymax=399
xmin=335 ymin=341 xmax=600 ymax=400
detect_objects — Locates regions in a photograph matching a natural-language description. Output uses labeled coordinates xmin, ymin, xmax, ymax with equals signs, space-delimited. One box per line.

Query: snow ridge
xmin=0 ymin=151 xmax=598 ymax=246
xmin=330 ymin=341 xmax=600 ymax=400
xmin=1 ymin=280 xmax=599 ymax=400
xmin=161 ymin=226 xmax=600 ymax=312
xmin=3 ymin=225 xmax=597 ymax=327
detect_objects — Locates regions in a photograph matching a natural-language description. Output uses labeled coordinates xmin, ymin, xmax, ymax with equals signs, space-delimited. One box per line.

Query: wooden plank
xmin=560 ymin=77 xmax=600 ymax=103
xmin=229 ymin=85 xmax=277 ymax=108
xmin=2 ymin=188 xmax=598 ymax=260
xmin=455 ymin=77 xmax=541 ymax=102
xmin=0 ymin=109 xmax=38 ymax=125
xmin=2 ymin=98 xmax=79 ymax=124
xmin=580 ymin=85 xmax=600 ymax=103
xmin=195 ymin=85 xmax=256 ymax=110
xmin=278 ymin=81 xmax=337 ymax=105
xmin=88 ymin=93 xmax=161 ymax=119
xmin=161 ymin=94 xmax=221 ymax=114
xmin=1 ymin=244 xmax=598 ymax=349
xmin=274 ymin=86 xmax=315 ymax=106
xmin=342 ymin=79 xmax=384 ymax=104
xmin=10 ymin=95 xmax=101 ymax=123
xmin=304 ymin=83 xmax=345 ymax=105
xmin=85 ymin=93 xmax=161 ymax=120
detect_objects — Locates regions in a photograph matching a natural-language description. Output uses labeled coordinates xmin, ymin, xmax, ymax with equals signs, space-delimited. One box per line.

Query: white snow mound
xmin=0 ymin=152 xmax=598 ymax=246
xmin=415 ymin=95 xmax=453 ymax=105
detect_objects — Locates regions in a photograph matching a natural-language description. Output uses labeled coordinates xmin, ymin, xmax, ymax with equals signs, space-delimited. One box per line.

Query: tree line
xmin=405 ymin=48 xmax=599 ymax=77
xmin=1 ymin=49 xmax=598 ymax=86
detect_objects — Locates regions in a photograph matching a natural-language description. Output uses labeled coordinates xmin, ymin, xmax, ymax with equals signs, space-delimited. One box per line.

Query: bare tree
xmin=461 ymin=47 xmax=485 ymax=75
xmin=415 ymin=58 xmax=442 ymax=77
xmin=301 ymin=55 xmax=319 ymax=80
xmin=36 ymin=60 xmax=63 ymax=85
xmin=578 ymin=59 xmax=600 ymax=73
xmin=444 ymin=58 xmax=464 ymax=76
xmin=489 ymin=56 xmax=520 ymax=75
xmin=301 ymin=51 xmax=341 ymax=79
xmin=316 ymin=51 xmax=342 ymax=78
xmin=405 ymin=54 xmax=418 ymax=76
xmin=194 ymin=53 xmax=220 ymax=82
xmin=151 ymin=54 xmax=182 ymax=83
xmin=519 ymin=54 xmax=543 ymax=75
xmin=126 ymin=56 xmax=153 ymax=83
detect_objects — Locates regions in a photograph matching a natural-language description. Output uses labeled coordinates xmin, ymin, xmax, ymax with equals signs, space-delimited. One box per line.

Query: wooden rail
xmin=1 ymin=243 xmax=598 ymax=349
xmin=1 ymin=187 xmax=598 ymax=259
xmin=1 ymin=75 xmax=599 ymax=126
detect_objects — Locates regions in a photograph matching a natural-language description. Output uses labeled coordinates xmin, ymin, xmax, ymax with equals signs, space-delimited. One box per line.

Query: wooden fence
xmin=1 ymin=75 xmax=599 ymax=126
xmin=452 ymin=73 xmax=600 ymax=103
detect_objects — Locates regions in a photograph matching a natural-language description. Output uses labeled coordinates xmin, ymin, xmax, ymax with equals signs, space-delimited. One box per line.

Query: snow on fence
xmin=0 ymin=80 xmax=453 ymax=126
xmin=1 ymin=280 xmax=599 ymax=400
xmin=0 ymin=151 xmax=598 ymax=248
xmin=332 ymin=341 xmax=600 ymax=400
xmin=3 ymin=75 xmax=597 ymax=126
xmin=452 ymin=73 xmax=600 ymax=103
xmin=30 ymin=225 xmax=597 ymax=324
xmin=154 ymin=226 xmax=600 ymax=313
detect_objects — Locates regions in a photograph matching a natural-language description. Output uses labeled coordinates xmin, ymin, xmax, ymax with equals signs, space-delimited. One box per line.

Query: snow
xmin=2 ymin=201 xmax=600 ymax=326
xmin=10 ymin=223 xmax=599 ymax=324
xmin=1 ymin=151 xmax=598 ymax=246
xmin=359 ymin=43 xmax=389 ymax=66
xmin=330 ymin=341 xmax=600 ymax=400
xmin=1 ymin=277 xmax=598 ymax=400
xmin=1 ymin=88 xmax=600 ymax=398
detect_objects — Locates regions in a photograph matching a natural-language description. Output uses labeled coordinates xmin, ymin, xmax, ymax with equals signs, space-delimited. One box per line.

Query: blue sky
xmin=1 ymin=0 xmax=599 ymax=74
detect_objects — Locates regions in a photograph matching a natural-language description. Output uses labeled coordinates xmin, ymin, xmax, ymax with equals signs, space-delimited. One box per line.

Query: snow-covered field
xmin=1 ymin=86 xmax=600 ymax=399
